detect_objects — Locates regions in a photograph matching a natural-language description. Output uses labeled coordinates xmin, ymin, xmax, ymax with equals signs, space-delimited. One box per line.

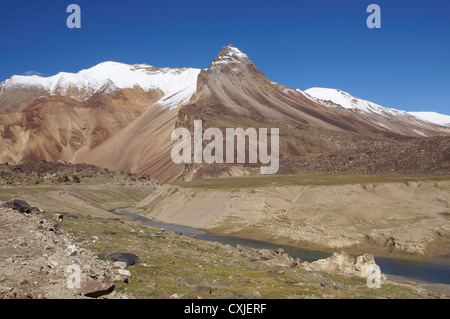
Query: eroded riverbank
xmin=137 ymin=177 xmax=450 ymax=260
xmin=109 ymin=208 xmax=450 ymax=286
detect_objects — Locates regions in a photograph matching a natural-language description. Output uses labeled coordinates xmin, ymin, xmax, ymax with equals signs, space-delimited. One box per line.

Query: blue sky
xmin=0 ymin=0 xmax=449 ymax=114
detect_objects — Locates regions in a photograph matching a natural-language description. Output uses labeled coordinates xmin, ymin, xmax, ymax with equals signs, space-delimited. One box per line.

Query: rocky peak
xmin=207 ymin=44 xmax=254 ymax=73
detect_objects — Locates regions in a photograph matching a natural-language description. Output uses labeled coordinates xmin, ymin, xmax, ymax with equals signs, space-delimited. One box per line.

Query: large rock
xmin=2 ymin=199 xmax=41 ymax=214
xmin=301 ymin=251 xmax=386 ymax=280
xmin=100 ymin=253 xmax=139 ymax=266
xmin=80 ymin=280 xmax=115 ymax=298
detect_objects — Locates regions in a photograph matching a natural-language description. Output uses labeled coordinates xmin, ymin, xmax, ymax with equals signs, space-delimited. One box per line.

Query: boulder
xmin=301 ymin=251 xmax=387 ymax=280
xmin=100 ymin=253 xmax=139 ymax=266
xmin=3 ymin=199 xmax=41 ymax=214
xmin=80 ymin=280 xmax=115 ymax=298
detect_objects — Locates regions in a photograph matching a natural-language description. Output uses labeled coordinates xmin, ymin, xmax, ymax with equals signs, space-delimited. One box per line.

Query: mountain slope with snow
xmin=1 ymin=62 xmax=201 ymax=109
xmin=302 ymin=87 xmax=450 ymax=127
xmin=0 ymin=45 xmax=449 ymax=182
xmin=302 ymin=88 xmax=412 ymax=118
xmin=409 ymin=112 xmax=450 ymax=127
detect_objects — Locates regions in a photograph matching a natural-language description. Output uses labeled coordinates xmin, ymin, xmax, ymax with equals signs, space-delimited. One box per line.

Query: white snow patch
xmin=302 ymin=87 xmax=413 ymax=118
xmin=409 ymin=112 xmax=450 ymax=127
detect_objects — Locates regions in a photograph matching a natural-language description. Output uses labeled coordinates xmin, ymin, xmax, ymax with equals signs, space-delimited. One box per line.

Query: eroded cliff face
xmin=137 ymin=179 xmax=450 ymax=258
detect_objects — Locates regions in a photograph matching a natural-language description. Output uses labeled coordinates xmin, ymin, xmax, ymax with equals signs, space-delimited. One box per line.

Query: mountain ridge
xmin=0 ymin=44 xmax=449 ymax=182
xmin=302 ymin=87 xmax=450 ymax=127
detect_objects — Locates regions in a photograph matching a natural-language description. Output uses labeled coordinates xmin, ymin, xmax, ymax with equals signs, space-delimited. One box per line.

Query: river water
xmin=109 ymin=208 xmax=450 ymax=285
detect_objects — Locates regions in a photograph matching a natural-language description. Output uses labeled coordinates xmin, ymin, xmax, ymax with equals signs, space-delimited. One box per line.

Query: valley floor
xmin=0 ymin=173 xmax=449 ymax=298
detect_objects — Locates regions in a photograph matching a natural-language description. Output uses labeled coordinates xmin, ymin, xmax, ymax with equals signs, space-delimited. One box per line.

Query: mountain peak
xmin=208 ymin=45 xmax=252 ymax=70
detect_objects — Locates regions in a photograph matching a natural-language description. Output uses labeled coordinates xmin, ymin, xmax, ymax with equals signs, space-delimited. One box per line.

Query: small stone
xmin=90 ymin=236 xmax=99 ymax=243
xmin=117 ymin=269 xmax=131 ymax=277
xmin=66 ymin=245 xmax=78 ymax=256
xmin=113 ymin=261 xmax=127 ymax=269
xmin=170 ymin=293 xmax=179 ymax=299
xmin=195 ymin=286 xmax=212 ymax=294
xmin=53 ymin=214 xmax=64 ymax=222
xmin=0 ymin=285 xmax=13 ymax=293
xmin=237 ymin=244 xmax=255 ymax=252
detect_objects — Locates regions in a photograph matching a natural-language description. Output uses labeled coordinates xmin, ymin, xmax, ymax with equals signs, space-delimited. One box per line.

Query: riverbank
xmin=138 ymin=176 xmax=450 ymax=260
xmin=1 ymin=176 xmax=449 ymax=298
xmin=109 ymin=208 xmax=450 ymax=286
xmin=54 ymin=208 xmax=448 ymax=298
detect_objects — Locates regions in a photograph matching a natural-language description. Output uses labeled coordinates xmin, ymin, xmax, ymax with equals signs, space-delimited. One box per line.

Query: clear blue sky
xmin=1 ymin=0 xmax=449 ymax=114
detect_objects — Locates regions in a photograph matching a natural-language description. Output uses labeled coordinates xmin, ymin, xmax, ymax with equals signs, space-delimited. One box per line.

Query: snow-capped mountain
xmin=302 ymin=87 xmax=450 ymax=127
xmin=1 ymin=62 xmax=201 ymax=110
xmin=0 ymin=45 xmax=449 ymax=182
xmin=408 ymin=112 xmax=450 ymax=127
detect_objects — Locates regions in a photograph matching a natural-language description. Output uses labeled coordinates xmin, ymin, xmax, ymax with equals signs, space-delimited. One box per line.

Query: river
xmin=108 ymin=208 xmax=450 ymax=285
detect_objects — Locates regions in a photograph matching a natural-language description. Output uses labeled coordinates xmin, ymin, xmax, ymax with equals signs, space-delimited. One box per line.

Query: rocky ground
xmin=0 ymin=202 xmax=129 ymax=299
xmin=0 ymin=161 xmax=160 ymax=187
xmin=188 ymin=135 xmax=450 ymax=180
xmin=280 ymin=136 xmax=450 ymax=175
xmin=0 ymin=162 xmax=448 ymax=299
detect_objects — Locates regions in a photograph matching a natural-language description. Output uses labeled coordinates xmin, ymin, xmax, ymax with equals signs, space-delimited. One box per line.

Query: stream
xmin=108 ymin=207 xmax=450 ymax=285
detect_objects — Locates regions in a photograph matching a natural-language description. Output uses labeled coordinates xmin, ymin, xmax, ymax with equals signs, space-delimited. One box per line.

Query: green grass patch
xmin=54 ymin=212 xmax=430 ymax=299
xmin=173 ymin=173 xmax=450 ymax=190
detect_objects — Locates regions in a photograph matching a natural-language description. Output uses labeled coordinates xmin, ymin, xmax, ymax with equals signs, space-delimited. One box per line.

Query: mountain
xmin=303 ymin=87 xmax=450 ymax=128
xmin=1 ymin=61 xmax=200 ymax=110
xmin=0 ymin=45 xmax=449 ymax=182
xmin=408 ymin=112 xmax=450 ymax=127
xmin=0 ymin=62 xmax=200 ymax=182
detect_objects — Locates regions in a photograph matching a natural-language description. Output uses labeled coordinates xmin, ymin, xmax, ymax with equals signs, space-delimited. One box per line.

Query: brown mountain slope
xmin=186 ymin=45 xmax=448 ymax=138
xmin=0 ymin=45 xmax=449 ymax=183
xmin=0 ymin=87 xmax=162 ymax=166
xmin=177 ymin=45 xmax=450 ymax=180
